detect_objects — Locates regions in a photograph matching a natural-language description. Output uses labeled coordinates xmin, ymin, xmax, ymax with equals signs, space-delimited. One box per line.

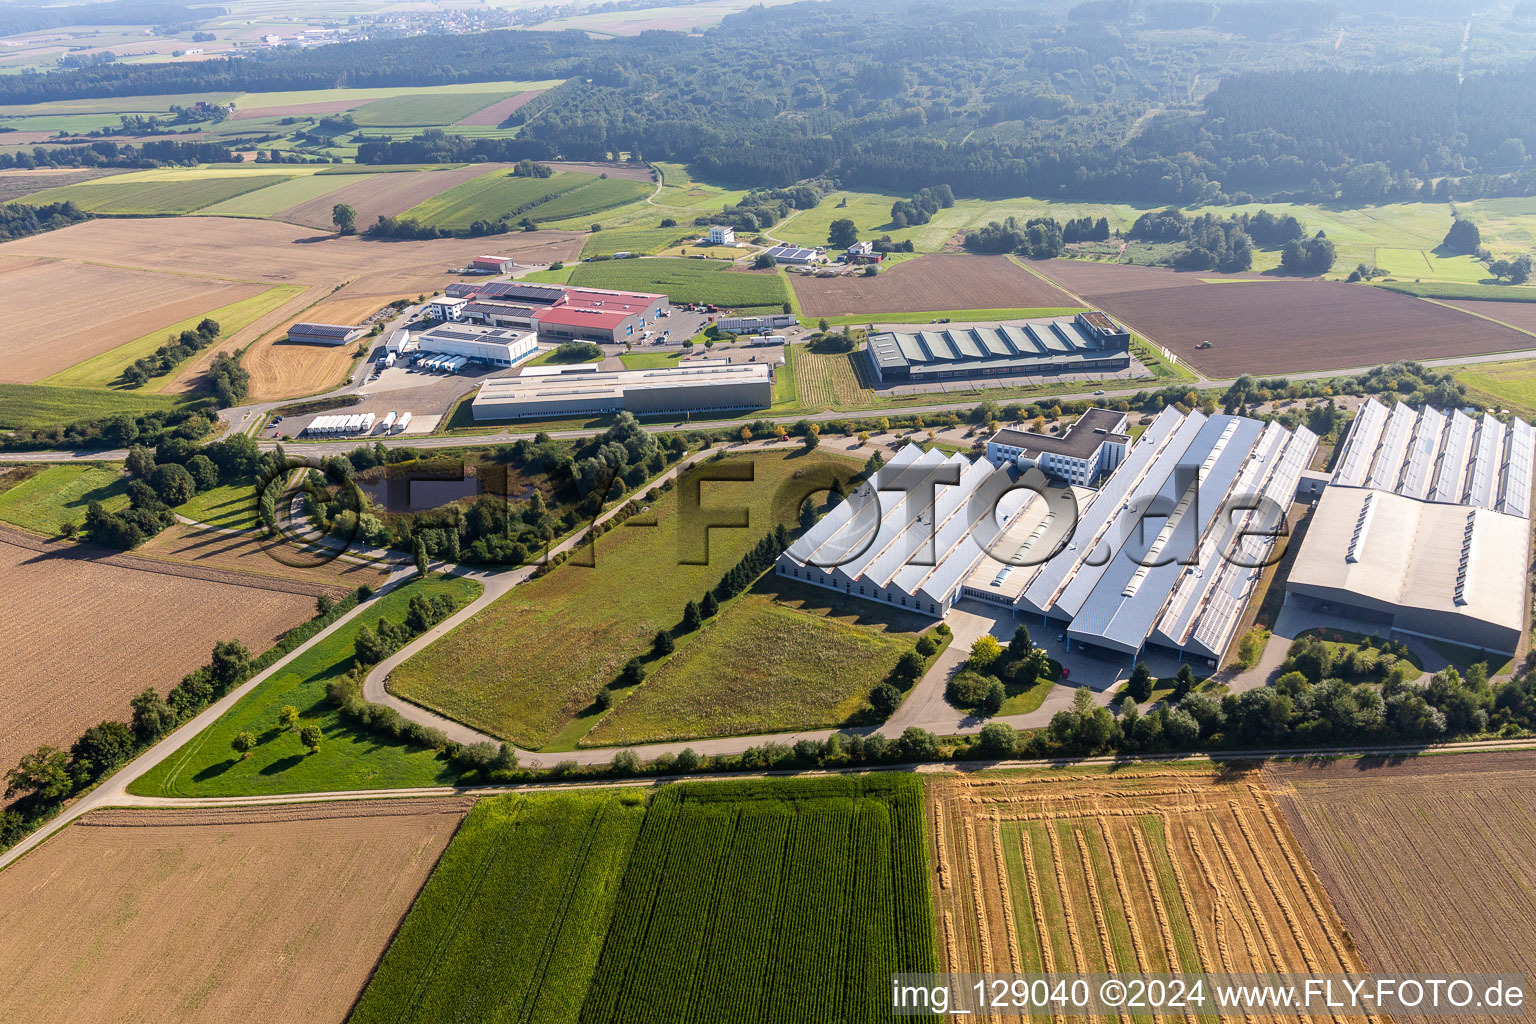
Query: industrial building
xmin=718 ymin=313 xmax=797 ymax=333
xmin=985 ymin=409 xmax=1130 ymax=486
xmin=286 ymin=322 xmax=366 ymax=346
xmin=864 ymin=311 xmax=1131 ymax=382
xmin=414 ymin=323 xmax=537 ymax=367
xmin=470 ymin=363 xmax=772 ymax=420
xmin=469 ymin=255 xmax=517 ymax=274
xmin=777 ymin=408 xmax=1318 ymax=665
xmin=462 ymin=300 xmax=539 ymax=330
xmin=430 ymin=282 xmax=668 ymax=344
xmin=1282 ymin=397 xmax=1535 ymax=654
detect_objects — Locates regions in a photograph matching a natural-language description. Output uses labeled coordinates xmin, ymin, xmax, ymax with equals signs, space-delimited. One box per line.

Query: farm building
xmin=718 ymin=313 xmax=797 ymax=333
xmin=470 ymin=363 xmax=772 ymax=420
xmin=865 ymin=311 xmax=1131 ymax=382
xmin=708 ymin=226 xmax=735 ymax=245
xmin=470 ymin=255 xmax=516 ymax=274
xmin=414 ymin=323 xmax=537 ymax=367
xmin=286 ymin=322 xmax=366 ymax=346
xmin=779 ymin=409 xmax=1317 ymax=663
xmin=985 ymin=408 xmax=1130 ymax=486
xmin=762 ymin=244 xmax=826 ymax=266
xmin=1282 ymin=397 xmax=1535 ymax=653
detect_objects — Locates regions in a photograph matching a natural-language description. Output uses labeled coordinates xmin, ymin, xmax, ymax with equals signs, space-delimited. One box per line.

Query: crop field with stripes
xmin=929 ymin=766 xmax=1371 ymax=1022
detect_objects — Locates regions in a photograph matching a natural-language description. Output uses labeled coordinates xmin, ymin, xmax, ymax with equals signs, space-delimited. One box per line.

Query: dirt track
xmin=791 ymin=254 xmax=1078 ymax=316
xmin=0 ymin=798 xmax=471 ymax=1024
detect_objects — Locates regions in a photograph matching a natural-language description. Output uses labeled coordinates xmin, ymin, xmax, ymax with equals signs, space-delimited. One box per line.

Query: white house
xmin=708 ymin=225 xmax=735 ymax=245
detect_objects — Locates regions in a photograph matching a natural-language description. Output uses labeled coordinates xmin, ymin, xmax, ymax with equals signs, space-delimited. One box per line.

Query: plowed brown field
xmin=931 ymin=766 xmax=1368 ymax=1008
xmin=1270 ymin=752 xmax=1536 ymax=1023
xmin=0 ymin=528 xmax=316 ymax=783
xmin=1032 ymin=261 xmax=1533 ymax=376
xmin=454 ymin=90 xmax=545 ymax=125
xmin=1442 ymin=299 xmax=1536 ymax=336
xmin=136 ymin=521 xmax=392 ymax=589
xmin=275 ymin=164 xmax=513 ymax=230
xmin=0 ymin=257 xmax=261 ymax=383
xmin=0 ymin=798 xmax=472 ymax=1024
xmin=791 ymin=254 xmax=1078 ymax=316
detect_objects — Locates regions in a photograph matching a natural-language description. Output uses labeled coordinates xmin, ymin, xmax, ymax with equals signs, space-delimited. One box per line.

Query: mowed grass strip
xmin=41 ymin=285 xmax=305 ymax=390
xmin=177 ymin=475 xmax=260 ymax=531
xmin=388 ymin=452 xmax=851 ymax=749
xmin=128 ymin=574 xmax=481 ymax=798
xmin=349 ymin=791 xmax=646 ymax=1024
xmin=0 ymin=380 xmax=196 ymax=430
xmin=401 ymin=169 xmax=583 ymax=230
xmin=583 ymin=584 xmax=921 ymax=746
xmin=566 ymin=257 xmax=787 ymax=310
xmin=0 ymin=463 xmax=128 ymax=534
xmin=21 ymin=174 xmax=295 ymax=214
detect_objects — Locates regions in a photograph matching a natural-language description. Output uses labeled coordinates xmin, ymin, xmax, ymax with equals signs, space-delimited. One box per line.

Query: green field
xmin=177 ymin=475 xmax=260 ymax=531
xmin=349 ymin=790 xmax=646 ymax=1024
xmin=194 ymin=174 xmax=373 ymax=218
xmin=400 ymin=169 xmax=582 ymax=229
xmin=581 ymin=776 xmax=936 ymax=1022
xmin=388 ymin=451 xmax=858 ymax=749
xmin=351 ymin=775 xmax=934 ymax=1023
xmin=0 ymin=381 xmax=196 ymax=430
xmin=1456 ymin=358 xmax=1536 ymax=416
xmin=21 ymin=174 xmax=294 ymax=215
xmin=581 ymin=226 xmax=694 ymax=257
xmin=566 ymin=258 xmax=788 ymax=311
xmin=0 ymin=463 xmax=129 ymax=535
xmin=41 ymin=285 xmax=305 ymax=390
xmin=349 ymin=92 xmax=513 ymax=127
xmin=528 ymin=177 xmax=654 ymax=225
xmin=128 ymin=575 xmax=481 ymax=798
xmin=583 ymin=582 xmax=924 ymax=747
xmin=1377 ymin=281 xmax=1536 ymax=302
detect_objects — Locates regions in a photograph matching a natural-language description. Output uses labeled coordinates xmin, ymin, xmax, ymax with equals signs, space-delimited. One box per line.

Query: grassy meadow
xmin=0 ymin=381 xmax=198 ymax=431
xmin=0 ymin=463 xmax=129 ymax=534
xmin=128 ymin=574 xmax=481 ymax=798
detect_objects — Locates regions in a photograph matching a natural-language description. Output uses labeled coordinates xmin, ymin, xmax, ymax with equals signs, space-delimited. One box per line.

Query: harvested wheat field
xmin=0 ymin=528 xmax=318 ymax=781
xmin=275 ymin=164 xmax=513 ymax=231
xmin=0 ymin=798 xmax=473 ymax=1024
xmin=930 ymin=765 xmax=1369 ymax=1005
xmin=1032 ymin=261 xmax=1532 ymax=376
xmin=1269 ymin=752 xmax=1536 ymax=1021
xmin=243 ymin=294 xmax=395 ymax=401
xmin=791 ymin=254 xmax=1079 ymax=316
xmin=0 ymin=217 xmax=583 ymax=291
xmin=137 ymin=522 xmax=392 ymax=589
xmin=0 ymin=257 xmax=261 ymax=383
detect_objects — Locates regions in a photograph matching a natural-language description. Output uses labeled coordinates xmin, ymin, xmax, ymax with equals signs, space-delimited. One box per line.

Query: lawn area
xmin=1428 ymin=638 xmax=1513 ymax=678
xmin=20 ymin=174 xmax=295 ymax=214
xmin=1291 ymin=627 xmax=1424 ymax=683
xmin=177 ymin=475 xmax=260 ymax=531
xmin=40 ymin=285 xmax=305 ymax=391
xmin=528 ymin=344 xmax=604 ymax=366
xmin=0 ymin=381 xmax=197 ymax=430
xmin=128 ymin=574 xmax=481 ymax=798
xmin=567 ymin=257 xmax=787 ymax=310
xmin=582 ymin=577 xmax=927 ymax=747
xmin=349 ymin=790 xmax=645 ymax=1024
xmin=387 ymin=451 xmax=860 ymax=749
xmin=1455 ymin=358 xmax=1536 ymax=416
xmin=581 ymin=226 xmax=694 ymax=257
xmin=619 ymin=350 xmax=684 ymax=370
xmin=0 ymin=463 xmax=128 ymax=534
xmin=195 ymin=174 xmax=372 ymax=218
xmin=400 ymin=169 xmax=583 ymax=230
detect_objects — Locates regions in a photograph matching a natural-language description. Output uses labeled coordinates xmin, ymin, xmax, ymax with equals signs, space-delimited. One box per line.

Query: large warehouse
xmin=470 ymin=363 xmax=772 ymax=420
xmin=286 ymin=322 xmax=366 ymax=346
xmin=435 ymin=281 xmax=668 ymax=344
xmin=414 ymin=323 xmax=537 ymax=367
xmin=864 ymin=311 xmax=1131 ymax=382
xmin=1283 ymin=397 xmax=1535 ymax=653
xmin=777 ymin=408 xmax=1318 ymax=664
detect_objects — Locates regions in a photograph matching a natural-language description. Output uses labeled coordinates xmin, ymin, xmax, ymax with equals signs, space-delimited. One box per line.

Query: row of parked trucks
xmin=302 ymin=410 xmax=412 ymax=436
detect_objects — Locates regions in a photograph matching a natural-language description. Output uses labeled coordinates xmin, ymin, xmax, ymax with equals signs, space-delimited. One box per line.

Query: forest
xmin=5 ymin=0 xmax=1536 ymax=203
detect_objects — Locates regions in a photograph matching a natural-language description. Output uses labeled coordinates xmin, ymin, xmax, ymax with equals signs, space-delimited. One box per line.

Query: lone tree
xmin=681 ymin=599 xmax=703 ymax=632
xmin=653 ymin=629 xmax=675 ymax=656
xmin=278 ymin=704 xmax=299 ymax=732
xmin=616 ymin=657 xmax=645 ymax=688
xmin=414 ymin=537 xmax=429 ymax=577
xmin=1443 ymin=217 xmax=1482 ymax=254
xmin=701 ymin=591 xmax=719 ymax=617
xmin=299 ymin=724 xmax=323 ymax=754
xmin=332 ymin=202 xmax=357 ymax=235
xmin=594 ymin=688 xmax=614 ymax=711
xmin=1126 ymin=662 xmax=1154 ymax=703
xmin=231 ymin=731 xmax=256 ymax=760
xmin=828 ymin=217 xmax=859 ymax=248
xmin=1172 ymin=663 xmax=1196 ymax=700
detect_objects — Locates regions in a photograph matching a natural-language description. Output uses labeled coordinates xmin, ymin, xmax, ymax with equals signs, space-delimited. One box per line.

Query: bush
xmin=611 ymin=748 xmax=642 ymax=774
xmin=975 ymin=722 xmax=1018 ymax=758
xmin=947 ymin=669 xmax=1000 ymax=709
